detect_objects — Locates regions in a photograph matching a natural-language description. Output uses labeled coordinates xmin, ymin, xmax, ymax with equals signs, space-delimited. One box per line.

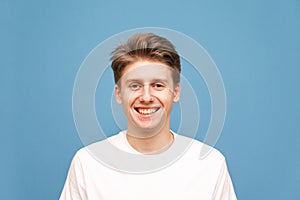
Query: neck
xmin=126 ymin=126 xmax=174 ymax=154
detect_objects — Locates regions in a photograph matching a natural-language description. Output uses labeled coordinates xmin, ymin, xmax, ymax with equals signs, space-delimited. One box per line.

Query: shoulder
xmin=72 ymin=132 xmax=124 ymax=163
xmin=175 ymin=134 xmax=225 ymax=165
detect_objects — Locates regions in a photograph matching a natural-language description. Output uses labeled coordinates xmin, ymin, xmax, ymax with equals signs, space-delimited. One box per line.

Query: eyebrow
xmin=125 ymin=79 xmax=169 ymax=84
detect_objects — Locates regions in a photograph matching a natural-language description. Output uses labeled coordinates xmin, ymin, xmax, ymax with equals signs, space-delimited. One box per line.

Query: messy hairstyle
xmin=110 ymin=33 xmax=181 ymax=84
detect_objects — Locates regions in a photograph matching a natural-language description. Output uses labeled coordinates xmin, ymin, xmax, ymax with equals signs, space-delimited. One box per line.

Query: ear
xmin=114 ymin=85 xmax=122 ymax=104
xmin=173 ymin=84 xmax=180 ymax=103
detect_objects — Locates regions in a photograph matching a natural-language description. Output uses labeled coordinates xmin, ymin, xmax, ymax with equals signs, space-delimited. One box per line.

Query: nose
xmin=139 ymin=85 xmax=154 ymax=102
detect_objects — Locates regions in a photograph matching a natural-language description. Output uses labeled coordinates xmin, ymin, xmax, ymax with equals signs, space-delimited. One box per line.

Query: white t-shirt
xmin=60 ymin=131 xmax=237 ymax=200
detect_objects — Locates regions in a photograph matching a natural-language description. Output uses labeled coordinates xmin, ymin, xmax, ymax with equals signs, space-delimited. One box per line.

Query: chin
xmin=133 ymin=119 xmax=167 ymax=133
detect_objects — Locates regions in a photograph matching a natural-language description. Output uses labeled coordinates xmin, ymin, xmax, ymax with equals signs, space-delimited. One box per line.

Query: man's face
xmin=114 ymin=60 xmax=180 ymax=137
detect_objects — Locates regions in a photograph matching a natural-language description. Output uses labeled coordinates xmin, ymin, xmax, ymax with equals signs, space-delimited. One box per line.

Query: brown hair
xmin=110 ymin=33 xmax=181 ymax=84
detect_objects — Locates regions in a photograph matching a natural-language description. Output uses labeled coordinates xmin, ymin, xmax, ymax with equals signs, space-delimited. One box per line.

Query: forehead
xmin=121 ymin=61 xmax=173 ymax=82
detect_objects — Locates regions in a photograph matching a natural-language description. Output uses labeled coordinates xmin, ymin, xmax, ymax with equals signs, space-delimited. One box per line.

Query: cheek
xmin=156 ymin=93 xmax=174 ymax=105
xmin=121 ymin=91 xmax=139 ymax=104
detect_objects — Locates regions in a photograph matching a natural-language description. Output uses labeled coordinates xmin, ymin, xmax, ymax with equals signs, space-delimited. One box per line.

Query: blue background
xmin=1 ymin=0 xmax=299 ymax=199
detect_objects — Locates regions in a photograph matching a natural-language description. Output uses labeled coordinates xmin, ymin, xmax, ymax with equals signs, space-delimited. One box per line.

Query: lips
xmin=134 ymin=107 xmax=160 ymax=115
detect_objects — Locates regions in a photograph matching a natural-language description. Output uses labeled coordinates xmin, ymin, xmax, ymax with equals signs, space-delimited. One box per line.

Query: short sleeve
xmin=59 ymin=153 xmax=88 ymax=200
xmin=212 ymin=160 xmax=237 ymax=200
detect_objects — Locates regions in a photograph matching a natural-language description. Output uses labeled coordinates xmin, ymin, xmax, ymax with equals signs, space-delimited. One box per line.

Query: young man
xmin=60 ymin=33 xmax=237 ymax=199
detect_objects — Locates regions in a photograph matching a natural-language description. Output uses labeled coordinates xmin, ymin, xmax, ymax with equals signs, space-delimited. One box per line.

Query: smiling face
xmin=114 ymin=60 xmax=180 ymax=138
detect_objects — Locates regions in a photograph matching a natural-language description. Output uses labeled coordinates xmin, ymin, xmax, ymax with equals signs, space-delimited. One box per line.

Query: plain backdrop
xmin=1 ymin=0 xmax=299 ymax=199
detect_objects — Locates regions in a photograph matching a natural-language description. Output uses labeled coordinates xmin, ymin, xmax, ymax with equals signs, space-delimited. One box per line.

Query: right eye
xmin=129 ymin=83 xmax=142 ymax=90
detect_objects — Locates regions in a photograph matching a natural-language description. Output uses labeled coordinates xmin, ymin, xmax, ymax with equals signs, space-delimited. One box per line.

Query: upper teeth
xmin=138 ymin=108 xmax=156 ymax=115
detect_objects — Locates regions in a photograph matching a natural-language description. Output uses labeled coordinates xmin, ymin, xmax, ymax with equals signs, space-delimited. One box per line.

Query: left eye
xmin=153 ymin=83 xmax=165 ymax=89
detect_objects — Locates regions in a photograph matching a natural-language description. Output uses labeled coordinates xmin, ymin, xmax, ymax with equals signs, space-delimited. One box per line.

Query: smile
xmin=134 ymin=107 xmax=160 ymax=115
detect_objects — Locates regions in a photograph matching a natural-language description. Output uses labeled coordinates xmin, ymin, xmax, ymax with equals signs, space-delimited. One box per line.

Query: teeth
xmin=137 ymin=108 xmax=157 ymax=115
